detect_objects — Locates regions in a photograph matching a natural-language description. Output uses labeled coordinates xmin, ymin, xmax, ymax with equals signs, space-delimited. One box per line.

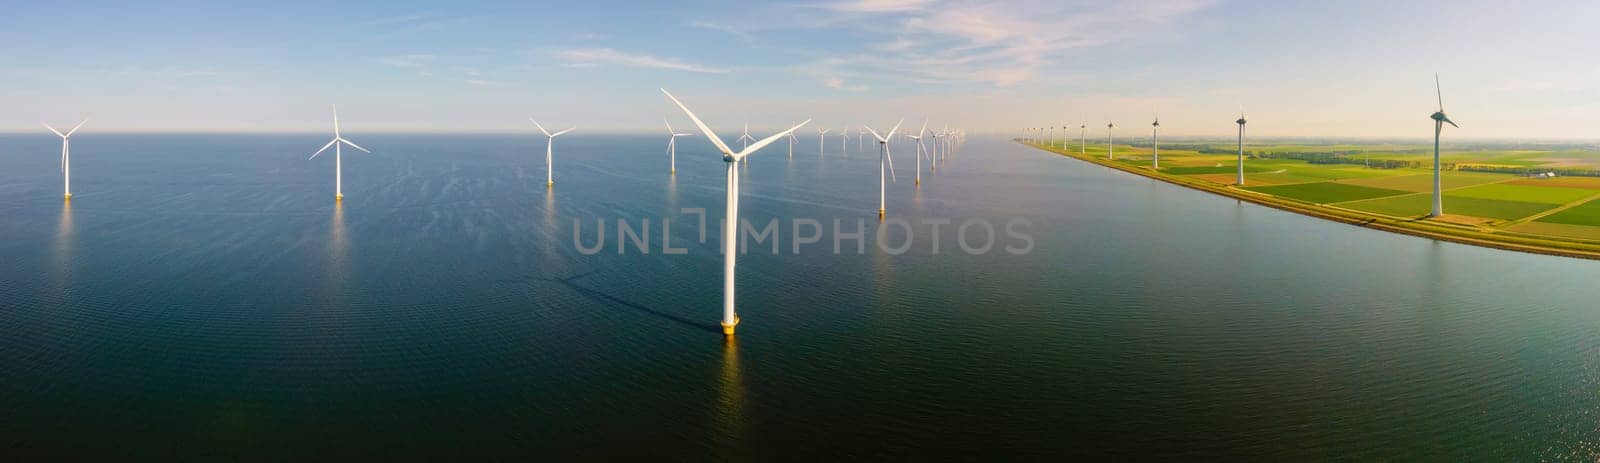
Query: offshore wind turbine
xmin=857 ymin=127 xmax=864 ymax=152
xmin=840 ymin=127 xmax=848 ymax=153
xmin=908 ymin=119 xmax=929 ymax=186
xmin=42 ymin=119 xmax=87 ymax=201
xmin=308 ymin=106 xmax=370 ymax=201
xmin=865 ymin=119 xmax=904 ymax=219
xmin=787 ymin=131 xmax=798 ymax=159
xmin=1429 ymin=74 xmax=1459 ymax=218
xmin=816 ymin=127 xmax=831 ymax=155
xmin=665 ymin=118 xmax=692 ymax=174
xmin=660 ymin=89 xmax=810 ymax=337
xmin=532 ymin=118 xmax=575 ymax=187
xmin=1235 ymin=107 xmax=1247 ymax=185
xmin=1151 ymin=112 xmax=1161 ymax=170
xmin=738 ymin=122 xmax=755 ymax=151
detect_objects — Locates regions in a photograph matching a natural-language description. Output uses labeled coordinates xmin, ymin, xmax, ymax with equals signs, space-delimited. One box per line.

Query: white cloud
xmin=808 ymin=0 xmax=933 ymax=13
xmin=781 ymin=0 xmax=1216 ymax=87
xmin=824 ymin=76 xmax=845 ymax=89
xmin=379 ymin=54 xmax=436 ymax=69
xmin=554 ymin=48 xmax=729 ymax=74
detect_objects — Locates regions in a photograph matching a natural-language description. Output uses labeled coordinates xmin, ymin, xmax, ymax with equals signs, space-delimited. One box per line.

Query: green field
xmin=1337 ymin=194 xmax=1557 ymax=220
xmin=1244 ymin=182 xmax=1410 ymax=204
xmin=1027 ymin=138 xmax=1600 ymax=257
xmin=1536 ymin=199 xmax=1600 ymax=226
xmin=1448 ymin=183 xmax=1596 ymax=204
xmin=1335 ymin=172 xmax=1511 ymax=192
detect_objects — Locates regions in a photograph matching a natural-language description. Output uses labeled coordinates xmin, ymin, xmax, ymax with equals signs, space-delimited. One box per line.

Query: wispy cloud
xmin=379 ymin=54 xmax=436 ymax=69
xmin=807 ymin=0 xmax=933 ymax=13
xmin=767 ymin=0 xmax=1217 ymax=87
xmin=555 ymin=48 xmax=729 ymax=74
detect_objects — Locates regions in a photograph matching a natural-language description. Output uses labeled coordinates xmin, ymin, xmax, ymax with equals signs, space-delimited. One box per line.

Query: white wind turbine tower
xmin=308 ymin=106 xmax=371 ymax=201
xmin=1151 ymin=112 xmax=1160 ymax=170
xmin=787 ymin=131 xmax=799 ymax=158
xmin=661 ymin=89 xmax=811 ymax=337
xmin=1429 ymin=74 xmax=1459 ymax=218
xmin=1106 ymin=121 xmax=1116 ymax=160
xmin=532 ymin=118 xmax=575 ymax=187
xmin=857 ymin=127 xmax=864 ymax=152
xmin=42 ymin=119 xmax=87 ymax=201
xmin=1079 ymin=119 xmax=1087 ymax=156
xmin=840 ymin=127 xmax=848 ymax=153
xmin=865 ymin=119 xmax=904 ymax=219
xmin=665 ymin=118 xmax=692 ymax=174
xmin=1235 ymin=107 xmax=1247 ymax=185
xmin=930 ymin=129 xmax=943 ymax=171
xmin=816 ymin=127 xmax=831 ymax=155
xmin=908 ymin=119 xmax=929 ymax=186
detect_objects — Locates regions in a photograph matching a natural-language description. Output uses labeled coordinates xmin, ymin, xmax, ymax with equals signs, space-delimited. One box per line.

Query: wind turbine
xmin=857 ymin=127 xmax=864 ymax=152
xmin=660 ymin=89 xmax=811 ymax=337
xmin=908 ymin=119 xmax=929 ymax=186
xmin=816 ymin=127 xmax=831 ymax=155
xmin=864 ymin=119 xmax=904 ymax=219
xmin=42 ymin=119 xmax=87 ymax=201
xmin=1106 ymin=121 xmax=1116 ymax=160
xmin=308 ymin=106 xmax=371 ymax=201
xmin=738 ymin=122 xmax=755 ymax=151
xmin=840 ymin=127 xmax=848 ymax=153
xmin=1235 ymin=107 xmax=1247 ymax=185
xmin=1151 ymin=112 xmax=1160 ymax=170
xmin=532 ymin=118 xmax=575 ymax=187
xmin=665 ymin=118 xmax=692 ymax=174
xmin=787 ymin=131 xmax=799 ymax=159
xmin=1079 ymin=119 xmax=1087 ymax=156
xmin=1429 ymin=74 xmax=1459 ymax=218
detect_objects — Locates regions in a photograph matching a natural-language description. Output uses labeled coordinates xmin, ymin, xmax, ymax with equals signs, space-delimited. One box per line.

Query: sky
xmin=2 ymin=0 xmax=1598 ymax=138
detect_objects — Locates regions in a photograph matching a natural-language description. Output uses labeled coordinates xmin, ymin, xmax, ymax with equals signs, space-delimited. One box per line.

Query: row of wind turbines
xmin=1019 ymin=75 xmax=1458 ymax=218
xmin=38 ymin=91 xmax=965 ymax=339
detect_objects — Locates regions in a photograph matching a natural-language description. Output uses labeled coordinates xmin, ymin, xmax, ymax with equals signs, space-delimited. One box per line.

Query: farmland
xmin=1025 ymin=137 xmax=1600 ymax=258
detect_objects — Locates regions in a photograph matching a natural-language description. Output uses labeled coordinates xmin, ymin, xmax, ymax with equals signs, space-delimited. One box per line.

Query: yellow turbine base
xmin=878 ymin=209 xmax=885 ymax=220
xmin=63 ymin=193 xmax=72 ymax=201
xmin=335 ymin=194 xmax=343 ymax=201
xmin=547 ymin=181 xmax=554 ymax=188
xmin=721 ymin=317 xmax=740 ymax=336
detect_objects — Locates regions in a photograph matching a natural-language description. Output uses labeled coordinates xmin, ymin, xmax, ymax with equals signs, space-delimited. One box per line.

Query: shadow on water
xmin=535 ymin=271 xmax=721 ymax=334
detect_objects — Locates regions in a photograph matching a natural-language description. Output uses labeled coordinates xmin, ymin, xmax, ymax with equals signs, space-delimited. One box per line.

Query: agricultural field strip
xmin=1504 ymin=192 xmax=1600 ymax=228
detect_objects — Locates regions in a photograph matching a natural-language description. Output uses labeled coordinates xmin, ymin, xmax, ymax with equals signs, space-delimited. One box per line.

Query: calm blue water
xmin=2 ymin=133 xmax=1600 ymax=459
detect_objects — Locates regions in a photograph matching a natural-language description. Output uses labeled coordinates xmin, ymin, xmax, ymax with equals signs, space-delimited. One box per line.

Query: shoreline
xmin=1023 ymin=141 xmax=1600 ymax=261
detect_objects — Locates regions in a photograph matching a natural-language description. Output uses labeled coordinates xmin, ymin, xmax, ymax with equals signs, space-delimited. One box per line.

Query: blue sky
xmin=3 ymin=0 xmax=1597 ymax=138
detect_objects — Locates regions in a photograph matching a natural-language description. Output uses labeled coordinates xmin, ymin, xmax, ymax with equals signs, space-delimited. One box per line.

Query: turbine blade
xmin=332 ymin=105 xmax=340 ymax=137
xmin=1435 ymin=73 xmax=1444 ymax=112
xmin=736 ymin=119 xmax=811 ymax=159
xmin=530 ymin=118 xmax=551 ymax=137
xmin=42 ymin=123 xmax=65 ymax=138
xmin=886 ymin=148 xmax=897 ymax=182
xmin=1445 ymin=118 xmax=1459 ymax=129
xmin=660 ymin=88 xmax=735 ymax=156
xmin=886 ymin=119 xmax=904 ymax=140
xmin=309 ymin=138 xmax=337 ymax=159
xmin=340 ymin=138 xmax=372 ymax=153
xmin=553 ymin=127 xmax=575 ymax=137
xmin=919 ymin=118 xmax=928 ymax=136
xmin=864 ymin=125 xmax=885 ymax=142
xmin=65 ymin=119 xmax=88 ymax=137
xmin=664 ymin=118 xmax=674 ymax=134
